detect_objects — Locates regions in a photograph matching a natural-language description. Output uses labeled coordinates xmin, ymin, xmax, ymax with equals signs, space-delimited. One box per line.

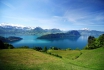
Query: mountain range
xmin=0 ymin=23 xmax=104 ymax=36
xmin=0 ymin=23 xmax=62 ymax=35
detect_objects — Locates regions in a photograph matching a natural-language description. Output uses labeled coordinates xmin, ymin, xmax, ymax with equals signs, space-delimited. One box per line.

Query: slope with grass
xmin=0 ymin=48 xmax=104 ymax=70
xmin=48 ymin=47 xmax=104 ymax=70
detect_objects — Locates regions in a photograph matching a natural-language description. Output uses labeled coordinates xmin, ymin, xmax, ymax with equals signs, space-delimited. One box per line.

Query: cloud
xmin=3 ymin=15 xmax=64 ymax=29
xmin=64 ymin=8 xmax=89 ymax=22
xmin=82 ymin=28 xmax=90 ymax=30
xmin=0 ymin=23 xmax=26 ymax=27
xmin=62 ymin=7 xmax=104 ymax=26
xmin=94 ymin=12 xmax=104 ymax=21
xmin=3 ymin=16 xmax=31 ymax=22
xmin=1 ymin=1 xmax=15 ymax=9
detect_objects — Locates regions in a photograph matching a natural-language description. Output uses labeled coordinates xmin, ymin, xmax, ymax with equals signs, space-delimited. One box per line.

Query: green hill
xmin=0 ymin=47 xmax=104 ymax=70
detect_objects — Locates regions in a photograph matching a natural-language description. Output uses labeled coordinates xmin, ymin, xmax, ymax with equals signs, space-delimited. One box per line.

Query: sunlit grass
xmin=49 ymin=48 xmax=104 ymax=70
xmin=0 ymin=48 xmax=104 ymax=70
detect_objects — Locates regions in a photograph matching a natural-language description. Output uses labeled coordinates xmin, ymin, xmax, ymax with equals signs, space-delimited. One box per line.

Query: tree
xmin=33 ymin=47 xmax=42 ymax=51
xmin=4 ymin=43 xmax=14 ymax=49
xmin=50 ymin=47 xmax=59 ymax=50
xmin=43 ymin=46 xmax=47 ymax=52
xmin=98 ymin=34 xmax=104 ymax=47
xmin=88 ymin=36 xmax=96 ymax=49
xmin=85 ymin=34 xmax=104 ymax=49
xmin=86 ymin=36 xmax=96 ymax=49
xmin=0 ymin=40 xmax=5 ymax=49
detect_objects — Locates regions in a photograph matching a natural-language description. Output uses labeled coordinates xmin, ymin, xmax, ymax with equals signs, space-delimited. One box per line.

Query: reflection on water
xmin=80 ymin=36 xmax=89 ymax=40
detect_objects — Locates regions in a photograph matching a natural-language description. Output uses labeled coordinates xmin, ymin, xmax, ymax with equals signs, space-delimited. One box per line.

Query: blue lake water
xmin=2 ymin=35 xmax=91 ymax=49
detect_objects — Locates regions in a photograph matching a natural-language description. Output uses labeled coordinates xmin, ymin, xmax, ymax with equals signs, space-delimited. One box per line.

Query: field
xmin=0 ymin=47 xmax=104 ymax=70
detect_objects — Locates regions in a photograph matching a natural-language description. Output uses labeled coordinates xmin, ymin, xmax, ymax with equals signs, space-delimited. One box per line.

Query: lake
xmin=2 ymin=35 xmax=98 ymax=49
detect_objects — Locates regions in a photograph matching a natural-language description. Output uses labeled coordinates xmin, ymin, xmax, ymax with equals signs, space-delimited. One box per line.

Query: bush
xmin=66 ymin=48 xmax=71 ymax=50
xmin=17 ymin=46 xmax=29 ymax=49
xmin=76 ymin=47 xmax=80 ymax=50
xmin=98 ymin=34 xmax=104 ymax=47
xmin=0 ymin=40 xmax=5 ymax=49
xmin=33 ymin=47 xmax=42 ymax=51
xmin=4 ymin=43 xmax=14 ymax=49
xmin=48 ymin=53 xmax=62 ymax=58
xmin=48 ymin=52 xmax=51 ymax=55
xmin=43 ymin=46 xmax=47 ymax=52
xmin=50 ymin=47 xmax=60 ymax=50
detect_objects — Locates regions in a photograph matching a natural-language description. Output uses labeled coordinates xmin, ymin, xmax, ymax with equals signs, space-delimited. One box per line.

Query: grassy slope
xmin=48 ymin=47 xmax=104 ymax=70
xmin=0 ymin=48 xmax=104 ymax=70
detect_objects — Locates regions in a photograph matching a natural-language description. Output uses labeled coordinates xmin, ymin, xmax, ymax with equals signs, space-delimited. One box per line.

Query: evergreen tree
xmin=0 ymin=40 xmax=5 ymax=49
xmin=43 ymin=46 xmax=47 ymax=52
xmin=88 ymin=36 xmax=96 ymax=49
xmin=98 ymin=34 xmax=104 ymax=47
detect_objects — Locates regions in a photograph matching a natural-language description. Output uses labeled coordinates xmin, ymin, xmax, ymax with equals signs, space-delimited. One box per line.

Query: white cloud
xmin=0 ymin=23 xmax=26 ymax=27
xmin=64 ymin=8 xmax=88 ymax=22
xmin=63 ymin=8 xmax=104 ymax=27
xmin=1 ymin=1 xmax=15 ymax=10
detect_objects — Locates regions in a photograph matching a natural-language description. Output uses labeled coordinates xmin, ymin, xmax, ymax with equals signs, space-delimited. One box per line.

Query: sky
xmin=0 ymin=0 xmax=104 ymax=31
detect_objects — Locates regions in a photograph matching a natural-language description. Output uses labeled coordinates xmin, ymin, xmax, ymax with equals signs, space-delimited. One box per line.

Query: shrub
xmin=4 ymin=43 xmax=14 ymax=49
xmin=33 ymin=47 xmax=42 ymax=51
xmin=48 ymin=52 xmax=51 ymax=55
xmin=50 ymin=54 xmax=62 ymax=58
xmin=0 ymin=40 xmax=5 ymax=49
xmin=50 ymin=47 xmax=60 ymax=50
xmin=43 ymin=46 xmax=47 ymax=52
xmin=98 ymin=34 xmax=104 ymax=47
xmin=76 ymin=47 xmax=80 ymax=50
xmin=66 ymin=48 xmax=71 ymax=50
xmin=17 ymin=46 xmax=29 ymax=49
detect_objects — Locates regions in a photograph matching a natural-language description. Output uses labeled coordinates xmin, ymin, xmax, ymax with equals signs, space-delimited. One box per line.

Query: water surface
xmin=3 ymin=35 xmax=90 ymax=49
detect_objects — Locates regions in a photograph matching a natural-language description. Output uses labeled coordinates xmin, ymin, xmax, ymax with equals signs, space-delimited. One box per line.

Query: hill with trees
xmin=85 ymin=34 xmax=104 ymax=49
xmin=37 ymin=30 xmax=81 ymax=40
xmin=0 ymin=36 xmax=22 ymax=43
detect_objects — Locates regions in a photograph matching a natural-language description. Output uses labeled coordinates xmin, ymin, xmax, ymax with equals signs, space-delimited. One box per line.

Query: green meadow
xmin=0 ymin=47 xmax=104 ymax=70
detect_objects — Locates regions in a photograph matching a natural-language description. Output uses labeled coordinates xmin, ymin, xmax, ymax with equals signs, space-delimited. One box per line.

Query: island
xmin=37 ymin=30 xmax=81 ymax=40
xmin=0 ymin=36 xmax=23 ymax=42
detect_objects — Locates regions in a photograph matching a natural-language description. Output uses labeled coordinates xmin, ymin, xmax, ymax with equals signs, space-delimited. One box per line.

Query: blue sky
xmin=0 ymin=0 xmax=104 ymax=31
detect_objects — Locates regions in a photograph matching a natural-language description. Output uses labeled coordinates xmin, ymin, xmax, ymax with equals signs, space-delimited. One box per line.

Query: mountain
xmin=0 ymin=23 xmax=62 ymax=35
xmin=0 ymin=23 xmax=104 ymax=36
xmin=78 ymin=30 xmax=104 ymax=36
xmin=66 ymin=30 xmax=81 ymax=36
xmin=0 ymin=23 xmax=33 ymax=30
xmin=37 ymin=30 xmax=81 ymax=40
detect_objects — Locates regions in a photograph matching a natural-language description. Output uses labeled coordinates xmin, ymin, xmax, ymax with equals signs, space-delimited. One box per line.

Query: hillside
xmin=37 ymin=30 xmax=81 ymax=40
xmin=0 ymin=48 xmax=104 ymax=70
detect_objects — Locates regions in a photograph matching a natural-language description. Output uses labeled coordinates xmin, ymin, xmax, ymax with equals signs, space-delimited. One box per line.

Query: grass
xmin=0 ymin=48 xmax=104 ymax=70
xmin=48 ymin=47 xmax=104 ymax=70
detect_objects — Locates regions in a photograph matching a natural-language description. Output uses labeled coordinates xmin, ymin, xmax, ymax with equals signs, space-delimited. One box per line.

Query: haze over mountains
xmin=0 ymin=23 xmax=104 ymax=36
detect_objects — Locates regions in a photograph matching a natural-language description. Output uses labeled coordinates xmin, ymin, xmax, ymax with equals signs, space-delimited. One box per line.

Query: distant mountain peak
xmin=0 ymin=23 xmax=34 ymax=30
